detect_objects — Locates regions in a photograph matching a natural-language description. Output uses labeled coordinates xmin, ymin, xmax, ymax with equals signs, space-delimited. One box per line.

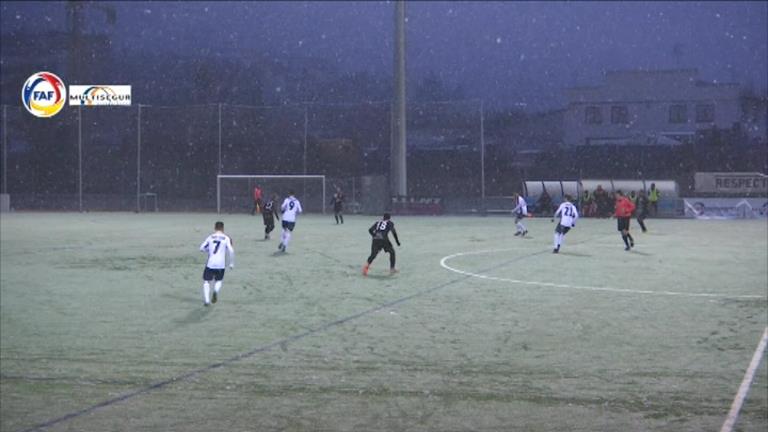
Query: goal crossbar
xmin=217 ymin=174 xmax=326 ymax=214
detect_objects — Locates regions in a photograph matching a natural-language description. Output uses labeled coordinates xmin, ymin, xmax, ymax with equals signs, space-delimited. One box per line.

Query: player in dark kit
xmin=634 ymin=190 xmax=649 ymax=233
xmin=363 ymin=213 xmax=401 ymax=276
xmin=262 ymin=194 xmax=280 ymax=240
xmin=330 ymin=191 xmax=344 ymax=224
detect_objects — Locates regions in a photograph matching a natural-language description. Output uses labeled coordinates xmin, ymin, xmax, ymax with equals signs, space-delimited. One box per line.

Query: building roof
xmin=565 ymin=68 xmax=742 ymax=104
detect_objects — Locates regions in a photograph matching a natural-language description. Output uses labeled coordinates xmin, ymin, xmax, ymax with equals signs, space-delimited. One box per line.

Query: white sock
xmin=516 ymin=222 xmax=523 ymax=232
xmin=203 ymin=281 xmax=211 ymax=304
xmin=558 ymin=233 xmax=564 ymax=247
xmin=214 ymin=281 xmax=222 ymax=294
xmin=553 ymin=233 xmax=559 ymax=248
xmin=284 ymin=231 xmax=292 ymax=247
xmin=281 ymin=230 xmax=287 ymax=244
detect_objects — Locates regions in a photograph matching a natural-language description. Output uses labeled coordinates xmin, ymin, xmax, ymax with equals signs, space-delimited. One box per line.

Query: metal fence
xmin=2 ymin=101 xmax=764 ymax=213
xmin=0 ymin=100 xmax=488 ymax=212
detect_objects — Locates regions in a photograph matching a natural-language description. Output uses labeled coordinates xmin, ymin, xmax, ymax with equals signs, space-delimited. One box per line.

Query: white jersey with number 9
xmin=281 ymin=196 xmax=303 ymax=222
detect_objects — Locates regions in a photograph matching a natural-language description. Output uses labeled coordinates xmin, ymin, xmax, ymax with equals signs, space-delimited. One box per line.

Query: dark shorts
xmin=372 ymin=239 xmax=394 ymax=254
xmin=555 ymin=224 xmax=571 ymax=234
xmin=617 ymin=217 xmax=630 ymax=231
xmin=282 ymin=221 xmax=296 ymax=231
xmin=515 ymin=212 xmax=526 ymax=223
xmin=203 ymin=267 xmax=225 ymax=281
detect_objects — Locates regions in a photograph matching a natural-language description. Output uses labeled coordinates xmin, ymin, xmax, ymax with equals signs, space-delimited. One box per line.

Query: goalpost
xmin=217 ymin=175 xmax=326 ymax=214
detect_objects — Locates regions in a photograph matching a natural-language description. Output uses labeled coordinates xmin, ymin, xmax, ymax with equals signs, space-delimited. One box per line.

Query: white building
xmin=563 ymin=69 xmax=764 ymax=147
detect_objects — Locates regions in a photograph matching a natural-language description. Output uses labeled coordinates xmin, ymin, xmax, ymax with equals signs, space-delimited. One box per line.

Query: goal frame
xmin=216 ymin=174 xmax=326 ymax=214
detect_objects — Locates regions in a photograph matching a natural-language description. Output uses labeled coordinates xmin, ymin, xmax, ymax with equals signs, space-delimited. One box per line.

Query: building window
xmin=585 ymin=106 xmax=602 ymax=124
xmin=611 ymin=106 xmax=629 ymax=124
xmin=695 ymin=104 xmax=715 ymax=123
xmin=669 ymin=104 xmax=688 ymax=123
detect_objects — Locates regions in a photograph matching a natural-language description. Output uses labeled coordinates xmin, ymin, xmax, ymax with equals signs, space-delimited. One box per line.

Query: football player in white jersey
xmin=511 ymin=192 xmax=528 ymax=237
xmin=551 ymin=195 xmax=579 ymax=254
xmin=199 ymin=221 xmax=235 ymax=306
xmin=278 ymin=190 xmax=303 ymax=252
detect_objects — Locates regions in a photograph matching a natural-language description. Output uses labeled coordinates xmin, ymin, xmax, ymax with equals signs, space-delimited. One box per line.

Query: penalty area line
xmin=440 ymin=249 xmax=766 ymax=300
xmin=720 ymin=327 xmax=768 ymax=432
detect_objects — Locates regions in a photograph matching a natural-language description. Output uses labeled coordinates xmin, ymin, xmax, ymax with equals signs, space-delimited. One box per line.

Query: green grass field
xmin=1 ymin=212 xmax=766 ymax=432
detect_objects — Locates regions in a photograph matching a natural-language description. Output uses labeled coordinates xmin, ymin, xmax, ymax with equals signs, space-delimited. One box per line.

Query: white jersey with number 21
xmin=554 ymin=202 xmax=579 ymax=227
xmin=281 ymin=196 xmax=303 ymax=222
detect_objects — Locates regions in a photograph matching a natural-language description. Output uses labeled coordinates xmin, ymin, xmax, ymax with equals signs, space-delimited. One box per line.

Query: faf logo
xmin=69 ymin=85 xmax=132 ymax=106
xmin=21 ymin=72 xmax=67 ymax=118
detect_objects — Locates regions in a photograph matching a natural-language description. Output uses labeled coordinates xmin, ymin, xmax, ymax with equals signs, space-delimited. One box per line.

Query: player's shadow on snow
xmin=163 ymin=293 xmax=201 ymax=305
xmin=271 ymin=251 xmax=288 ymax=257
xmin=175 ymin=307 xmax=212 ymax=326
xmin=558 ymin=251 xmax=591 ymax=258
xmin=365 ymin=274 xmax=397 ymax=280
xmin=629 ymin=249 xmax=653 ymax=256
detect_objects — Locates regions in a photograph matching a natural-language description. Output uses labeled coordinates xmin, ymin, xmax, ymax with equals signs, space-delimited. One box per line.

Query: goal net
xmin=217 ymin=175 xmax=326 ymax=214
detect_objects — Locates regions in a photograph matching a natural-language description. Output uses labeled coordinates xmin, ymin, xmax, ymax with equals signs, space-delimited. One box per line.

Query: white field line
xmin=439 ymin=249 xmax=766 ymax=300
xmin=720 ymin=327 xmax=768 ymax=432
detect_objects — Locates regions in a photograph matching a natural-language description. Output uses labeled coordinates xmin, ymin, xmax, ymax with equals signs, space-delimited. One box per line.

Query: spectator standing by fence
xmin=594 ymin=185 xmax=611 ymax=218
xmin=649 ymin=183 xmax=661 ymax=216
xmin=537 ymin=190 xmax=552 ymax=216
xmin=581 ymin=189 xmax=596 ymax=217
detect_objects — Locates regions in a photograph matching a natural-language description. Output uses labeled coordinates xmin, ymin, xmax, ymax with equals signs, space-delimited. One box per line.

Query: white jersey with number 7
xmin=554 ymin=202 xmax=579 ymax=227
xmin=200 ymin=232 xmax=234 ymax=269
xmin=281 ymin=196 xmax=303 ymax=222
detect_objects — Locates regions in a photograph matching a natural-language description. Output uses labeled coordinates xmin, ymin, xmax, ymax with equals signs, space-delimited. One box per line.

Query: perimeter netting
xmin=217 ymin=175 xmax=326 ymax=214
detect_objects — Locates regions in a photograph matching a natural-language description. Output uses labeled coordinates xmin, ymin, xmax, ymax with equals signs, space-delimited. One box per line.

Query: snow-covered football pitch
xmin=1 ymin=212 xmax=766 ymax=432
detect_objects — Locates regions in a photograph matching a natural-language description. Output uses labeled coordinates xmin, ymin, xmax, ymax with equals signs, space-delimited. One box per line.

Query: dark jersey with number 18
xmin=369 ymin=220 xmax=400 ymax=245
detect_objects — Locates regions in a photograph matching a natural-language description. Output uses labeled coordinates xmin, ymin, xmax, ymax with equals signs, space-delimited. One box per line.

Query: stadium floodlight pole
xmin=303 ymin=104 xmax=308 ymax=175
xmin=480 ymin=99 xmax=485 ymax=204
xmin=303 ymin=104 xmax=308 ymax=199
xmin=2 ymin=105 xmax=7 ymax=195
xmin=218 ymin=103 xmax=222 ymax=174
xmin=391 ymin=0 xmax=407 ymax=197
xmin=78 ymin=104 xmax=83 ymax=212
xmin=136 ymin=104 xmax=142 ymax=213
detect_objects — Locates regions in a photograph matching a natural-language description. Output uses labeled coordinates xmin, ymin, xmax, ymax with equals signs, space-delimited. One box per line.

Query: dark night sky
xmin=2 ymin=1 xmax=766 ymax=110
